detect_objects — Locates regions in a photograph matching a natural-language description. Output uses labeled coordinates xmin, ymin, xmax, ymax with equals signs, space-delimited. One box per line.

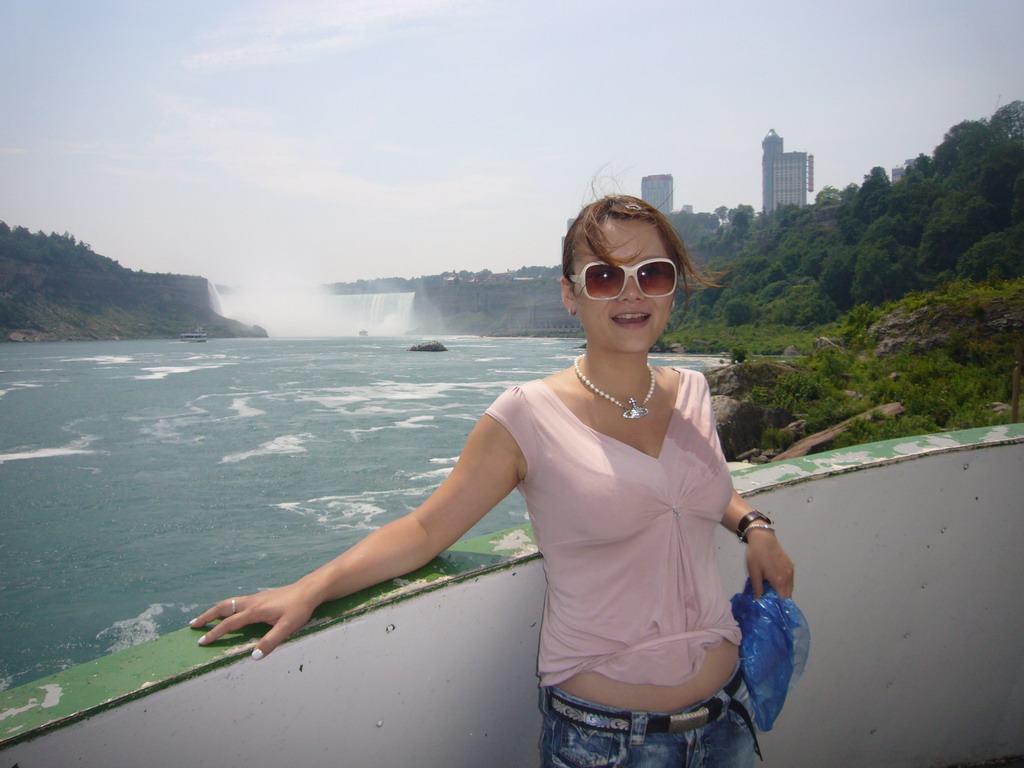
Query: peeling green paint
xmin=732 ymin=424 xmax=1024 ymax=495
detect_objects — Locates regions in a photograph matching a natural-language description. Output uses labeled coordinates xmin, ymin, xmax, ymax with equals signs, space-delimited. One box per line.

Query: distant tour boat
xmin=359 ymin=330 xmax=369 ymax=336
xmin=179 ymin=329 xmax=208 ymax=342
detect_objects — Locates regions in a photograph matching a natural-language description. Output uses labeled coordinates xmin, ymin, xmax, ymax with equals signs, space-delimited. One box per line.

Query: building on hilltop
xmin=641 ymin=174 xmax=674 ymax=214
xmin=891 ymin=159 xmax=915 ymax=183
xmin=762 ymin=130 xmax=814 ymax=214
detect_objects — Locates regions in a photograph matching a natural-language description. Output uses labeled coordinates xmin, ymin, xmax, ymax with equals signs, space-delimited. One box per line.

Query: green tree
xmin=957 ymin=223 xmax=1024 ymax=280
xmin=723 ymin=296 xmax=755 ymax=326
xmin=933 ymin=119 xmax=995 ymax=179
xmin=989 ymin=100 xmax=1024 ymax=143
xmin=919 ymin=192 xmax=997 ymax=275
xmin=852 ymin=241 xmax=916 ymax=305
xmin=763 ymin=283 xmax=837 ymax=326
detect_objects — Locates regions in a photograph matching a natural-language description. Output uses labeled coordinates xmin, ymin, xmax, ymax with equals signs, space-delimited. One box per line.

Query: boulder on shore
xmin=705 ymin=361 xmax=796 ymax=399
xmin=711 ymin=395 xmax=796 ymax=461
xmin=409 ymin=341 xmax=448 ymax=352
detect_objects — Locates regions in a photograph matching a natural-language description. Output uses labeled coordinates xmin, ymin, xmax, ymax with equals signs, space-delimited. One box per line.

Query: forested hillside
xmin=666 ymin=100 xmax=1024 ymax=330
xmin=0 ymin=224 xmax=265 ymax=341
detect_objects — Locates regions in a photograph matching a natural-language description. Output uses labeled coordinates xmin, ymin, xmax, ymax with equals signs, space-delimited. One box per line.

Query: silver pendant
xmin=622 ymin=398 xmax=649 ymax=419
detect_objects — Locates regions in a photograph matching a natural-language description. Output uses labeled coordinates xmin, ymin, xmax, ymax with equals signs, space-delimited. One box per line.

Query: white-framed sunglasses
xmin=569 ymin=258 xmax=678 ymax=300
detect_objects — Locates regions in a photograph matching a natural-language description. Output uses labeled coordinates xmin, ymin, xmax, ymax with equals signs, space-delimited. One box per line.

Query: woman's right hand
xmin=189 ymin=581 xmax=320 ymax=660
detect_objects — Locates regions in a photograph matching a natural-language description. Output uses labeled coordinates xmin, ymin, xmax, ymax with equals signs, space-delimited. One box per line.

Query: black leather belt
xmin=547 ymin=669 xmax=743 ymax=736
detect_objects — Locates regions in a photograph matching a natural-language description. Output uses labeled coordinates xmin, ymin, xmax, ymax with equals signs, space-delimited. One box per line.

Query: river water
xmin=0 ymin=336 xmax=714 ymax=691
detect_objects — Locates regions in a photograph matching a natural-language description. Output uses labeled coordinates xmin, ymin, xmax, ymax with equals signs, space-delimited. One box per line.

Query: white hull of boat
xmin=2 ymin=426 xmax=1022 ymax=767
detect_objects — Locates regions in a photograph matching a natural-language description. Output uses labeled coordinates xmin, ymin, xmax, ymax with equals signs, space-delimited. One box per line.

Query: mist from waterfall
xmin=210 ymin=281 xmax=416 ymax=337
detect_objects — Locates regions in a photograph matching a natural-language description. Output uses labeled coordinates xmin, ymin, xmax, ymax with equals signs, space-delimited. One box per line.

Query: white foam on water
xmin=289 ymin=380 xmax=506 ymax=414
xmin=134 ymin=364 xmax=231 ymax=380
xmin=429 ymin=456 xmax=459 ymax=465
xmin=132 ymin=405 xmax=209 ymax=442
xmin=401 ymin=467 xmax=454 ymax=483
xmin=275 ymin=497 xmax=389 ymax=531
xmin=447 ymin=379 xmax=524 ymax=394
xmin=0 ymin=437 xmax=101 ymax=464
xmin=220 ymin=433 xmax=314 ymax=464
xmin=345 ymin=415 xmax=436 ymax=438
xmin=0 ymin=381 xmax=45 ymax=399
xmin=96 ymin=603 xmax=174 ymax=653
xmin=60 ymin=355 xmax=136 ymax=365
xmin=293 ymin=391 xmax=371 ymax=410
xmin=347 ymin=404 xmax=424 ymax=416
xmin=229 ymin=397 xmax=266 ymax=418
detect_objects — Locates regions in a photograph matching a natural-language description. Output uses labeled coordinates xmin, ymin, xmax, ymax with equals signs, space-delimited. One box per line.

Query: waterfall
xmin=330 ymin=293 xmax=417 ymax=336
xmin=206 ymin=280 xmax=225 ymax=316
xmin=214 ymin=285 xmax=416 ymax=337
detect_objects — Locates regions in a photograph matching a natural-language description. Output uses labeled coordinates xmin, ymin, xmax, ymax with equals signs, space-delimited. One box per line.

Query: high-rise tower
xmin=641 ymin=174 xmax=674 ymax=214
xmin=762 ymin=130 xmax=812 ymax=214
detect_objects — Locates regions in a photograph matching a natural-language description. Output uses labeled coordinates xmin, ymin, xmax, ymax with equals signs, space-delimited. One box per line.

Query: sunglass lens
xmin=584 ymin=264 xmax=625 ymax=299
xmin=638 ymin=261 xmax=677 ymax=296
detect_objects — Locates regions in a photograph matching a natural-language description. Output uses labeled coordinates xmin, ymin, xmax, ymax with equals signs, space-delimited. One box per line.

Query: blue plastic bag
xmin=730 ymin=579 xmax=810 ymax=731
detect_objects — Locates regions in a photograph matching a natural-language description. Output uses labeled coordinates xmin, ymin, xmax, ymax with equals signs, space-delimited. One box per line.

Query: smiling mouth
xmin=613 ymin=312 xmax=651 ymax=323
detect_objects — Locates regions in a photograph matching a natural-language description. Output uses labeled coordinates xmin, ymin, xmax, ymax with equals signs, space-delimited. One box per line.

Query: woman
xmin=191 ymin=195 xmax=794 ymax=767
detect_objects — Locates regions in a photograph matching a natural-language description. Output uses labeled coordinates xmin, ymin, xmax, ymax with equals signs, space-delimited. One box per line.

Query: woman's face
xmin=561 ymin=218 xmax=676 ymax=355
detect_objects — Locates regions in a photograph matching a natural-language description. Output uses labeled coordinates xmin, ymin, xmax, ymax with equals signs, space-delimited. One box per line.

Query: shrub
xmin=760 ymin=427 xmax=795 ymax=451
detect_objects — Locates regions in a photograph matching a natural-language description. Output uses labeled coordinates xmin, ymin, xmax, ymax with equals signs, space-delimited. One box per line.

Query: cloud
xmin=148 ymin=93 xmax=532 ymax=216
xmin=150 ymin=94 xmax=389 ymax=202
xmin=183 ymin=0 xmax=470 ymax=71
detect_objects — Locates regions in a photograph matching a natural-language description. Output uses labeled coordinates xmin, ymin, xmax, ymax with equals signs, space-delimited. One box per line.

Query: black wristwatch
xmin=735 ymin=509 xmax=773 ymax=540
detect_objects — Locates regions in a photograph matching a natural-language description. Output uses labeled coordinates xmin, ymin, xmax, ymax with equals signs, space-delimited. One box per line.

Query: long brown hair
xmin=562 ymin=195 xmax=717 ymax=306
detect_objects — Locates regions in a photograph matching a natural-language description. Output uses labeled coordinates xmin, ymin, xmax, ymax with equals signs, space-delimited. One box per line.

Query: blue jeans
xmin=539 ymin=673 xmax=758 ymax=768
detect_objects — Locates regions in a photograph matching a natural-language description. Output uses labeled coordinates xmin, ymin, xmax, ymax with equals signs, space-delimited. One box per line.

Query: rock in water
xmin=408 ymin=341 xmax=448 ymax=352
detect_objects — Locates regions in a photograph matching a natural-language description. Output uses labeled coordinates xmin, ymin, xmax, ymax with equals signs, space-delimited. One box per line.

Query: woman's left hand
xmin=744 ymin=529 xmax=794 ymax=599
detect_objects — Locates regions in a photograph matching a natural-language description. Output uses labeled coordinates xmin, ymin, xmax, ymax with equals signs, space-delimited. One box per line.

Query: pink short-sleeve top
xmin=485 ymin=367 xmax=741 ymax=688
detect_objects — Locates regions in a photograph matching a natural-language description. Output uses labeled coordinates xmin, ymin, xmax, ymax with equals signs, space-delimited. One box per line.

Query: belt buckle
xmin=668 ymin=706 xmax=709 ymax=733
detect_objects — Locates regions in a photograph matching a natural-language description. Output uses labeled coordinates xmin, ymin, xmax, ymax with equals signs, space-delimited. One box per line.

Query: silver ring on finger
xmin=231 ymin=599 xmax=237 ymax=615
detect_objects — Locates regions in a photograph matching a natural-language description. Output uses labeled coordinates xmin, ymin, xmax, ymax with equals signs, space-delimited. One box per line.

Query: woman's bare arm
xmin=190 ymin=414 xmax=525 ymax=658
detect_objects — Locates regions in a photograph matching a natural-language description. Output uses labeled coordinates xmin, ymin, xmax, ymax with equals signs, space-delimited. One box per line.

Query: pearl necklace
xmin=573 ymin=355 xmax=656 ymax=419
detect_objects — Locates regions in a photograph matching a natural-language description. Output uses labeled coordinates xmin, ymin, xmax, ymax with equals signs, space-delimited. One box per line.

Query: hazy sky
xmin=2 ymin=0 xmax=1022 ymax=287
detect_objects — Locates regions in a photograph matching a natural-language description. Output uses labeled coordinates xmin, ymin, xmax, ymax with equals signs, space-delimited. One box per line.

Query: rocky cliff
xmin=413 ymin=280 xmax=579 ymax=335
xmin=869 ymin=295 xmax=1024 ymax=357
